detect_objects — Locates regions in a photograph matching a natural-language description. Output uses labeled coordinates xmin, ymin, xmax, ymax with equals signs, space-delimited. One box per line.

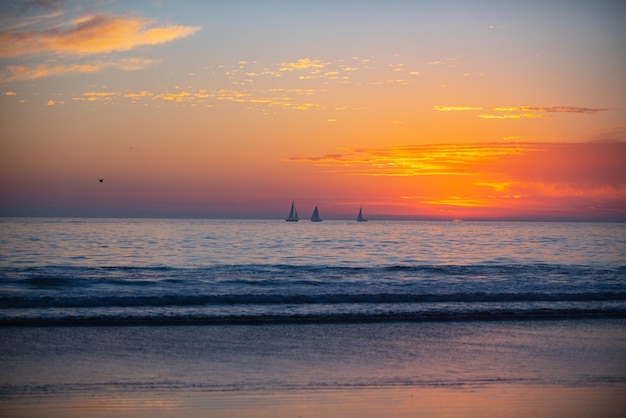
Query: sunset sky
xmin=1 ymin=0 xmax=625 ymax=220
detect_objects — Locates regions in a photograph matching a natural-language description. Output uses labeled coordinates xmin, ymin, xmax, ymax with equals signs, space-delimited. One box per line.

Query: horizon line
xmin=1 ymin=214 xmax=624 ymax=223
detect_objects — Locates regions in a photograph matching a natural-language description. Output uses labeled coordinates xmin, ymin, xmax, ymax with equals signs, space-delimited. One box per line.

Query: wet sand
xmin=1 ymin=319 xmax=625 ymax=417
xmin=2 ymin=385 xmax=626 ymax=418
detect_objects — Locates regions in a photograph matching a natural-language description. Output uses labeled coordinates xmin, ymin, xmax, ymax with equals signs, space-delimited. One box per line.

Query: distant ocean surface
xmin=1 ymin=218 xmax=625 ymax=325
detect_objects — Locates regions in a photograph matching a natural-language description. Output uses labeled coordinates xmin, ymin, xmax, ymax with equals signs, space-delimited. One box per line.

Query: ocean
xmin=1 ymin=218 xmax=624 ymax=325
xmin=1 ymin=218 xmax=625 ymax=417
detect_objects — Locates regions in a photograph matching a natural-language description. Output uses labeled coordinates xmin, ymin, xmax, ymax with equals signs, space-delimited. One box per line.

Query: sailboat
xmin=310 ymin=206 xmax=322 ymax=222
xmin=286 ymin=201 xmax=298 ymax=222
xmin=357 ymin=207 xmax=368 ymax=222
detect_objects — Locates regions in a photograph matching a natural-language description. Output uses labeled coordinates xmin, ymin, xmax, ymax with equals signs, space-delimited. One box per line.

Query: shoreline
xmin=3 ymin=309 xmax=625 ymax=327
xmin=2 ymin=319 xmax=625 ymax=417
xmin=2 ymin=384 xmax=625 ymax=418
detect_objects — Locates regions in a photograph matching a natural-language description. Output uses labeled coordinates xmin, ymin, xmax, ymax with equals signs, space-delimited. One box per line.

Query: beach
xmin=2 ymin=319 xmax=625 ymax=417
xmin=3 ymin=385 xmax=624 ymax=418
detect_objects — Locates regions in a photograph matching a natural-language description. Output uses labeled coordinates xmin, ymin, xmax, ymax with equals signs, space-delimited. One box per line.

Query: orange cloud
xmin=59 ymin=86 xmax=323 ymax=110
xmin=493 ymin=106 xmax=608 ymax=114
xmin=479 ymin=113 xmax=550 ymax=119
xmin=279 ymin=58 xmax=330 ymax=71
xmin=290 ymin=143 xmax=531 ymax=177
xmin=72 ymin=91 xmax=119 ymax=102
xmin=0 ymin=58 xmax=157 ymax=82
xmin=434 ymin=105 xmax=608 ymax=119
xmin=433 ymin=106 xmax=483 ymax=112
xmin=290 ymin=141 xmax=626 ymax=220
xmin=0 ymin=14 xmax=201 ymax=57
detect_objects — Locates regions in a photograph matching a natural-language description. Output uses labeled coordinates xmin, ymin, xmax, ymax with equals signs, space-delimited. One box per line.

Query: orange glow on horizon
xmin=289 ymin=141 xmax=626 ymax=220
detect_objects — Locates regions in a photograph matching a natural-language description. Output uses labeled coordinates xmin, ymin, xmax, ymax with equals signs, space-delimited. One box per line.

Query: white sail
xmin=311 ymin=206 xmax=322 ymax=222
xmin=357 ymin=207 xmax=367 ymax=222
xmin=286 ymin=201 xmax=298 ymax=222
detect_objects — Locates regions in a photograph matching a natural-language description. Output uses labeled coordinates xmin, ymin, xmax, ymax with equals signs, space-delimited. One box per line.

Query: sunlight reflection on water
xmin=1 ymin=219 xmax=624 ymax=268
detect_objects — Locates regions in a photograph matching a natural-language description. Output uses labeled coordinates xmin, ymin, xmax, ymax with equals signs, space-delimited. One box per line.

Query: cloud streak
xmin=434 ymin=105 xmax=608 ymax=119
xmin=0 ymin=14 xmax=201 ymax=58
xmin=289 ymin=143 xmax=533 ymax=177
xmin=0 ymin=58 xmax=157 ymax=82
xmin=0 ymin=9 xmax=200 ymax=83
xmin=479 ymin=113 xmax=550 ymax=119
xmin=290 ymin=141 xmax=626 ymax=186
xmin=289 ymin=141 xmax=626 ymax=218
xmin=495 ymin=106 xmax=607 ymax=114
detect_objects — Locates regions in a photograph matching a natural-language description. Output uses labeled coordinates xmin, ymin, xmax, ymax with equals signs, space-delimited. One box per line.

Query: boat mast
xmin=357 ymin=207 xmax=367 ymax=222
xmin=311 ymin=206 xmax=322 ymax=222
xmin=286 ymin=201 xmax=298 ymax=222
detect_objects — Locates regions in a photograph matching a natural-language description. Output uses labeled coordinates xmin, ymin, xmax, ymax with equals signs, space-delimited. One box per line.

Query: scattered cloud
xmin=212 ymin=56 xmax=426 ymax=90
xmin=62 ymin=86 xmax=330 ymax=111
xmin=125 ymin=91 xmax=151 ymax=97
xmin=72 ymin=91 xmax=119 ymax=102
xmin=279 ymin=58 xmax=330 ymax=71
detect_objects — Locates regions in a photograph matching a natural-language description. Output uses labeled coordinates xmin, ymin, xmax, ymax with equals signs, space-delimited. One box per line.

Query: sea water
xmin=1 ymin=218 xmax=626 ymax=417
xmin=0 ymin=218 xmax=624 ymax=325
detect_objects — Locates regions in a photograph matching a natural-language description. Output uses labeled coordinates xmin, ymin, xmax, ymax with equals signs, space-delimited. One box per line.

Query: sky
xmin=1 ymin=0 xmax=625 ymax=220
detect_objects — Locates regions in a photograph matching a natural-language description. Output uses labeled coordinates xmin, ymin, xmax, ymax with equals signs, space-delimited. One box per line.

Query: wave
xmin=2 ymin=291 xmax=626 ymax=309
xmin=3 ymin=263 xmax=623 ymax=284
xmin=2 ymin=262 xmax=625 ymax=325
xmin=2 ymin=306 xmax=625 ymax=326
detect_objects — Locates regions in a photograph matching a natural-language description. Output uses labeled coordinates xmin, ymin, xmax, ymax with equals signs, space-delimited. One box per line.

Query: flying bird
xmin=98 ymin=178 xmax=104 ymax=183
